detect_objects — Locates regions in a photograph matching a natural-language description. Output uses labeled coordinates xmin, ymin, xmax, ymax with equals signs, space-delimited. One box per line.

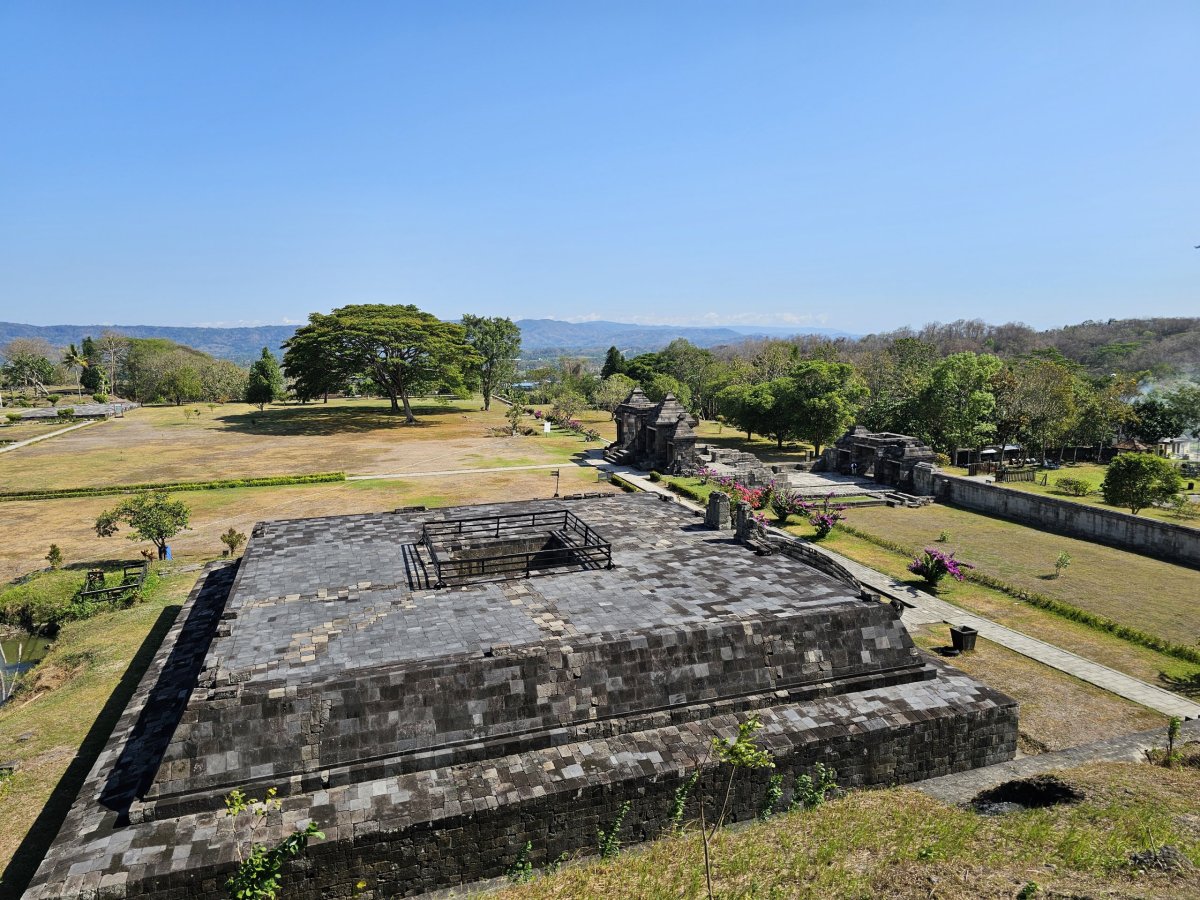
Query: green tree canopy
xmin=284 ymin=304 xmax=476 ymax=422
xmin=917 ymin=352 xmax=1002 ymax=453
xmin=95 ymin=490 xmax=191 ymax=559
xmin=245 ymin=347 xmax=285 ymax=409
xmin=1101 ymin=453 xmax=1182 ymax=514
xmin=80 ymin=336 xmax=107 ymax=392
xmin=593 ymin=373 xmax=637 ymax=419
xmin=600 ymin=346 xmax=626 ymax=379
xmin=461 ymin=314 xmax=521 ymax=410
xmin=788 ymin=360 xmax=869 ymax=454
xmin=643 ymin=373 xmax=692 ymax=410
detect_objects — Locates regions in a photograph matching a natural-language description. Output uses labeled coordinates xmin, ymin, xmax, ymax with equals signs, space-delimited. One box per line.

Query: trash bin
xmin=165 ymin=545 xmax=172 ymax=561
xmin=950 ymin=624 xmax=977 ymax=652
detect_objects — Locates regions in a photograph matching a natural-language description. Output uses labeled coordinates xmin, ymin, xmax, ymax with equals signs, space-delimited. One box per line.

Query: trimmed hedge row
xmin=665 ymin=480 xmax=708 ymax=504
xmin=609 ymin=474 xmax=639 ymax=493
xmin=1 ymin=472 xmax=347 ymax=502
xmin=835 ymin=522 xmax=1200 ymax=666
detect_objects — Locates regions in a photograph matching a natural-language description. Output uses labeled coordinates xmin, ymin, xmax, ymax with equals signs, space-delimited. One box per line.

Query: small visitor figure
xmin=850 ymin=462 xmax=858 ymax=476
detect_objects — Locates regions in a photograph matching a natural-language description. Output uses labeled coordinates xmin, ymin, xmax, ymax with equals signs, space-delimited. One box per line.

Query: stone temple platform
xmin=26 ymin=493 xmax=1017 ymax=899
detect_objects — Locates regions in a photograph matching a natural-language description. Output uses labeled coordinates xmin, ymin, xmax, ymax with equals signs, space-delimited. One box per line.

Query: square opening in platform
xmin=420 ymin=509 xmax=612 ymax=586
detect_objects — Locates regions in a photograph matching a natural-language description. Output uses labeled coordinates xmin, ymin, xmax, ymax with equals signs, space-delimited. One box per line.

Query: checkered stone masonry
xmin=24 ymin=494 xmax=1017 ymax=899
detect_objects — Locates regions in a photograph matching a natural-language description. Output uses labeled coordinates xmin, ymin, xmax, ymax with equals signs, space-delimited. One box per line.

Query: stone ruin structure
xmin=27 ymin=494 xmax=1017 ymax=899
xmin=824 ymin=426 xmax=939 ymax=492
xmin=604 ymin=387 xmax=699 ymax=472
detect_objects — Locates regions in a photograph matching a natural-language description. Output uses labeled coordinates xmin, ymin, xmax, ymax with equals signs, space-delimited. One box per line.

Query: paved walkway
xmin=915 ymin=719 xmax=1200 ymax=803
xmin=581 ymin=456 xmax=1200 ymax=721
xmin=0 ymin=417 xmax=99 ymax=454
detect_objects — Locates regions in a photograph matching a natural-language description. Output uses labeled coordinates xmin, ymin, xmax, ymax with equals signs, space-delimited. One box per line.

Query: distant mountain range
xmin=0 ymin=319 xmax=856 ymax=363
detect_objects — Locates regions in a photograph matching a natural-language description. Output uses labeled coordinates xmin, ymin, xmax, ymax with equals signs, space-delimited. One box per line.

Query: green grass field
xmin=810 ymin=527 xmax=1200 ymax=695
xmin=0 ymin=569 xmax=196 ymax=896
xmin=832 ymin=504 xmax=1200 ymax=648
xmin=494 ymin=757 xmax=1200 ymax=899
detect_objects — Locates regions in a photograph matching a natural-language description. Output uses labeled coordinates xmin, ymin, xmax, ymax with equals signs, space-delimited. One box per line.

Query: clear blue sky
xmin=2 ymin=2 xmax=1197 ymax=331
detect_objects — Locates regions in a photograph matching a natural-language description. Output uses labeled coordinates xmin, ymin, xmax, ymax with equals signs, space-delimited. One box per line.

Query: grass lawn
xmin=809 ymin=528 xmax=1200 ymax=696
xmin=0 ymin=466 xmax=619 ymax=582
xmin=908 ymin=625 xmax=1164 ymax=753
xmin=0 ymin=420 xmax=77 ymax=444
xmin=0 ymin=397 xmax=605 ymax=492
xmin=496 ymin=757 xmax=1200 ymax=899
xmin=0 ymin=567 xmax=197 ymax=897
xmin=830 ymin=504 xmax=1200 ymax=648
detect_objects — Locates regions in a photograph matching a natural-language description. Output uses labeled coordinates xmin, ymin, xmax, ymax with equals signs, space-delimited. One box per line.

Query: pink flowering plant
xmin=907 ymin=547 xmax=974 ymax=587
xmin=798 ymin=493 xmax=848 ymax=540
xmin=770 ymin=488 xmax=804 ymax=524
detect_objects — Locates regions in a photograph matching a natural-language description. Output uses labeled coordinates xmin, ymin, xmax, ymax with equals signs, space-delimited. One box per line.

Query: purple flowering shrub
xmin=798 ymin=493 xmax=848 ymax=539
xmin=907 ymin=547 xmax=974 ymax=586
xmin=770 ymin=488 xmax=804 ymax=523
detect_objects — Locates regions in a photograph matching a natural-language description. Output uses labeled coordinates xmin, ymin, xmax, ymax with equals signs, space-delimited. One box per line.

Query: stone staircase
xmin=603 ymin=445 xmax=635 ymax=465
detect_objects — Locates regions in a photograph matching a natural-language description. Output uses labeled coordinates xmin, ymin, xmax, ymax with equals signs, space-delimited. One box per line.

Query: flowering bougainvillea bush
xmin=907 ymin=547 xmax=974 ymax=586
xmin=770 ymin=488 xmax=804 ymax=523
xmin=798 ymin=493 xmax=848 ymax=539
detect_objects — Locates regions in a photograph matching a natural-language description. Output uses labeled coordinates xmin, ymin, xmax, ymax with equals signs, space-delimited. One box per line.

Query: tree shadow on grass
xmin=0 ymin=603 xmax=183 ymax=900
xmin=215 ymin=402 xmax=473 ymax=437
xmin=1159 ymin=671 xmax=1200 ymax=699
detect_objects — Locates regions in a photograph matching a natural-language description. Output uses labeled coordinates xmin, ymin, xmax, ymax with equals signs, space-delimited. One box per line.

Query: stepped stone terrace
xmin=27 ymin=493 xmax=1017 ymax=899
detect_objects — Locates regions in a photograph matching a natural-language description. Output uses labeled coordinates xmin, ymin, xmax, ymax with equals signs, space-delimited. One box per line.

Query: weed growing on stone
xmin=668 ymin=771 xmax=699 ymax=832
xmin=790 ymin=762 xmax=838 ymax=811
xmin=597 ymin=801 xmax=631 ymax=860
xmin=506 ymin=841 xmax=535 ymax=884
xmin=224 ymin=787 xmax=324 ymax=900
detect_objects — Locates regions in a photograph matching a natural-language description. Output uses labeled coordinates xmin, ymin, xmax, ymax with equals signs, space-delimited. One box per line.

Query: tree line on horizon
xmin=3 ymin=308 xmax=1198 ymax=461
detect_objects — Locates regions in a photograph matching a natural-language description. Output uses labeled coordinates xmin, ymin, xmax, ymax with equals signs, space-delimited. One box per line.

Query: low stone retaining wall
xmin=914 ymin=465 xmax=1200 ymax=568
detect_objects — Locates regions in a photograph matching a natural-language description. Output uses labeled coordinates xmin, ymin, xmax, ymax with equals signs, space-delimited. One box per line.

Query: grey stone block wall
xmin=924 ymin=469 xmax=1200 ymax=568
xmin=23 ymin=495 xmax=1018 ymax=899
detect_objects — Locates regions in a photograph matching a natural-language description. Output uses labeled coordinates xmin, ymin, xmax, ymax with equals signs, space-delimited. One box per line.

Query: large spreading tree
xmin=461 ymin=314 xmax=521 ymax=411
xmin=788 ymin=360 xmax=869 ymax=454
xmin=283 ymin=304 xmax=476 ymax=422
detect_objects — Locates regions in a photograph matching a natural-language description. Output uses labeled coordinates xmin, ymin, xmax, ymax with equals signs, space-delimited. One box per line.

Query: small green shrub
xmin=1054 ymin=551 xmax=1072 ymax=577
xmin=56 ymin=408 xmax=76 ymax=421
xmin=4 ymin=412 xmax=21 ymax=424
xmin=45 ymin=544 xmax=63 ymax=569
xmin=936 ymin=529 xmax=951 ymax=542
xmin=1054 ymin=477 xmax=1091 ymax=497
xmin=46 ymin=394 xmax=61 ymax=406
xmin=92 ymin=392 xmax=109 ymax=403
xmin=790 ymin=762 xmax=838 ymax=811
xmin=224 ymin=787 xmax=324 ymax=899
xmin=648 ymin=471 xmax=662 ymax=482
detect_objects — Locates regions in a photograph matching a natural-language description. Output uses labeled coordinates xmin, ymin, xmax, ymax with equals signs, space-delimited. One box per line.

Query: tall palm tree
xmin=62 ymin=343 xmax=88 ymax=399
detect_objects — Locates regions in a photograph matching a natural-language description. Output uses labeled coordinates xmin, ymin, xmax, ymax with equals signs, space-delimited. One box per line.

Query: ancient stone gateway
xmin=26 ymin=494 xmax=1017 ymax=898
xmin=605 ymin=388 xmax=699 ymax=472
